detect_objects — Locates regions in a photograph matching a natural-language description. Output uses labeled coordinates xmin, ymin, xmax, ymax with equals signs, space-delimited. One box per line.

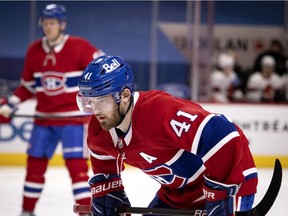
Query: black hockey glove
xmin=89 ymin=173 xmax=130 ymax=216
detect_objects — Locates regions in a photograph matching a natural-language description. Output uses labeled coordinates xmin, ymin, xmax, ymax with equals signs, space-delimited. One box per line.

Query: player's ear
xmin=60 ymin=21 xmax=67 ymax=31
xmin=121 ymin=88 xmax=131 ymax=103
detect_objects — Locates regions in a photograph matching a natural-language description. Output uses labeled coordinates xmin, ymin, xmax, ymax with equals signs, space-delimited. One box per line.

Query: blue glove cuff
xmin=203 ymin=175 xmax=239 ymax=216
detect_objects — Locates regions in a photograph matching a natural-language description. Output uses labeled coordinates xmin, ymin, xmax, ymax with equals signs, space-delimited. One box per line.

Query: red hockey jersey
xmin=13 ymin=35 xmax=103 ymax=125
xmin=87 ymin=90 xmax=258 ymax=209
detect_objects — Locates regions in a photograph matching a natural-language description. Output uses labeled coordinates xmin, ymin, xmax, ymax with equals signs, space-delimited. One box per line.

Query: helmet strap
xmin=116 ymin=96 xmax=134 ymax=127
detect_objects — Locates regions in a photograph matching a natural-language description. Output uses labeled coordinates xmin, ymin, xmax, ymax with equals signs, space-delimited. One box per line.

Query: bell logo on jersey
xmin=102 ymin=59 xmax=120 ymax=73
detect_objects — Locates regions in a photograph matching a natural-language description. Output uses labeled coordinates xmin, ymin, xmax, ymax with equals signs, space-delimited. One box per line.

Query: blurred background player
xmin=0 ymin=3 xmax=104 ymax=216
xmin=76 ymin=55 xmax=258 ymax=216
xmin=210 ymin=53 xmax=243 ymax=102
xmin=252 ymin=39 xmax=287 ymax=76
xmin=246 ymin=55 xmax=284 ymax=102
xmin=281 ymin=59 xmax=288 ymax=101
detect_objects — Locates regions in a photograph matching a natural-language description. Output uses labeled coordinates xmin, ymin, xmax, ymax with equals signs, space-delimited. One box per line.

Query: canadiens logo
xmin=41 ymin=72 xmax=66 ymax=96
xmin=143 ymin=165 xmax=187 ymax=188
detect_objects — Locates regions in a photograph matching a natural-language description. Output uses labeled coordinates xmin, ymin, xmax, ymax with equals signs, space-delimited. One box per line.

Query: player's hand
xmin=203 ymin=175 xmax=239 ymax=216
xmin=89 ymin=173 xmax=131 ymax=216
xmin=0 ymin=97 xmax=17 ymax=123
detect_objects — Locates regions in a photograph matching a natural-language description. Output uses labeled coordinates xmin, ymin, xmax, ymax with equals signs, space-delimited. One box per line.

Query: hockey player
xmin=210 ymin=53 xmax=243 ymax=102
xmin=76 ymin=55 xmax=258 ymax=216
xmin=246 ymin=55 xmax=284 ymax=102
xmin=0 ymin=4 xmax=104 ymax=216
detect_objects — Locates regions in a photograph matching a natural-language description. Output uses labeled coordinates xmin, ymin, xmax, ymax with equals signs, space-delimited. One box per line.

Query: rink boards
xmin=0 ymin=99 xmax=287 ymax=167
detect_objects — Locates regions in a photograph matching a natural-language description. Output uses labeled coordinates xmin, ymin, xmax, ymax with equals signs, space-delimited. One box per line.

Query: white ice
xmin=0 ymin=166 xmax=287 ymax=216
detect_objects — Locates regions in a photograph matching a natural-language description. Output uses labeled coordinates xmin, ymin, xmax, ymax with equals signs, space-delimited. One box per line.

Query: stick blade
xmin=236 ymin=158 xmax=282 ymax=216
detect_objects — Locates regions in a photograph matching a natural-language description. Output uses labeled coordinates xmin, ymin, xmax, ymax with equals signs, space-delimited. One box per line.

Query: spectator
xmin=246 ymin=55 xmax=283 ymax=102
xmin=281 ymin=73 xmax=288 ymax=102
xmin=253 ymin=39 xmax=287 ymax=76
xmin=228 ymin=51 xmax=251 ymax=95
xmin=210 ymin=53 xmax=243 ymax=103
xmin=279 ymin=59 xmax=288 ymax=102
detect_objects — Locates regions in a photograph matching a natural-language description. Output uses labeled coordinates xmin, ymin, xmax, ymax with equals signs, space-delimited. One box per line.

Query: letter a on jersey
xmin=139 ymin=152 xmax=157 ymax=164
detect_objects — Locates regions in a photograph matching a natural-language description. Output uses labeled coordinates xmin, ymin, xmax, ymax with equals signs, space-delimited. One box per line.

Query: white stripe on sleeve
xmin=191 ymin=114 xmax=215 ymax=154
xmin=202 ymin=131 xmax=240 ymax=163
xmin=90 ymin=150 xmax=115 ymax=160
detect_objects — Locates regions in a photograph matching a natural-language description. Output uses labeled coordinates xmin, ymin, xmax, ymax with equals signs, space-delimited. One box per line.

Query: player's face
xmin=88 ymin=94 xmax=122 ymax=131
xmin=41 ymin=19 xmax=63 ymax=42
xmin=262 ymin=65 xmax=274 ymax=77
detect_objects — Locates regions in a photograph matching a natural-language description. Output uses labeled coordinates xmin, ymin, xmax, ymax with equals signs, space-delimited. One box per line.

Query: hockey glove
xmin=203 ymin=175 xmax=239 ymax=216
xmin=0 ymin=96 xmax=18 ymax=123
xmin=89 ymin=173 xmax=131 ymax=216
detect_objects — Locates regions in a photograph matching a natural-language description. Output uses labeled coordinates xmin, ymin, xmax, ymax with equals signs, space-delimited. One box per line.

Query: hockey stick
xmin=73 ymin=159 xmax=282 ymax=216
xmin=236 ymin=158 xmax=282 ymax=216
xmin=73 ymin=204 xmax=206 ymax=216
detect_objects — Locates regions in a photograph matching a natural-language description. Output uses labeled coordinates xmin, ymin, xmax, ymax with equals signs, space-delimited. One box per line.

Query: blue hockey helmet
xmin=40 ymin=4 xmax=67 ymax=22
xmin=78 ymin=55 xmax=134 ymax=105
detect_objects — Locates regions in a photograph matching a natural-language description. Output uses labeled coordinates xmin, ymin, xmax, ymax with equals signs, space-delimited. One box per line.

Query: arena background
xmin=0 ymin=1 xmax=287 ymax=167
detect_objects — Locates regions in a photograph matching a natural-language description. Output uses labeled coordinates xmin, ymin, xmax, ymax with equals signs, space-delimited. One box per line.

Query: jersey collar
xmin=109 ymin=91 xmax=140 ymax=147
xmin=42 ymin=34 xmax=69 ymax=53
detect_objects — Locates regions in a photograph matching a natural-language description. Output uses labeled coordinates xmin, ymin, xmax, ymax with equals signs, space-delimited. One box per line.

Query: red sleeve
xmin=13 ymin=86 xmax=34 ymax=102
xmin=164 ymin=109 xmax=255 ymax=185
xmin=163 ymin=104 xmax=257 ymax=191
xmin=89 ymin=149 xmax=119 ymax=174
xmin=143 ymin=92 xmax=257 ymax=190
xmin=13 ymin=43 xmax=37 ymax=102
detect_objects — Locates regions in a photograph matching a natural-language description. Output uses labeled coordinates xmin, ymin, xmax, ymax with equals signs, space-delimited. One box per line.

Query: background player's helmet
xmin=40 ymin=4 xmax=67 ymax=22
xmin=78 ymin=55 xmax=134 ymax=105
xmin=218 ymin=53 xmax=235 ymax=70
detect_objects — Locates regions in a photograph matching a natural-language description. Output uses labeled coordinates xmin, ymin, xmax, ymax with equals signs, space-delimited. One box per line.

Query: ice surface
xmin=0 ymin=166 xmax=286 ymax=215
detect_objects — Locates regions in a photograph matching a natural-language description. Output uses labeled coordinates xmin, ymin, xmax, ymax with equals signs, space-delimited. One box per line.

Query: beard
xmin=97 ymin=109 xmax=122 ymax=131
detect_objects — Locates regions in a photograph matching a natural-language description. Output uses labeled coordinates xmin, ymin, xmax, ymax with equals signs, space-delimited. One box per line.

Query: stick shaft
xmin=73 ymin=204 xmax=207 ymax=216
xmin=118 ymin=206 xmax=206 ymax=216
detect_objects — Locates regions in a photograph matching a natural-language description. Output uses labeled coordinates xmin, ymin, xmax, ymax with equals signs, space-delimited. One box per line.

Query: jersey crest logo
xmin=143 ymin=165 xmax=187 ymax=188
xmin=41 ymin=72 xmax=66 ymax=96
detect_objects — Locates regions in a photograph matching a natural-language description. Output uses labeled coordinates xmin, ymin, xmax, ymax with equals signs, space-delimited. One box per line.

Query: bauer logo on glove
xmin=91 ymin=177 xmax=124 ymax=197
